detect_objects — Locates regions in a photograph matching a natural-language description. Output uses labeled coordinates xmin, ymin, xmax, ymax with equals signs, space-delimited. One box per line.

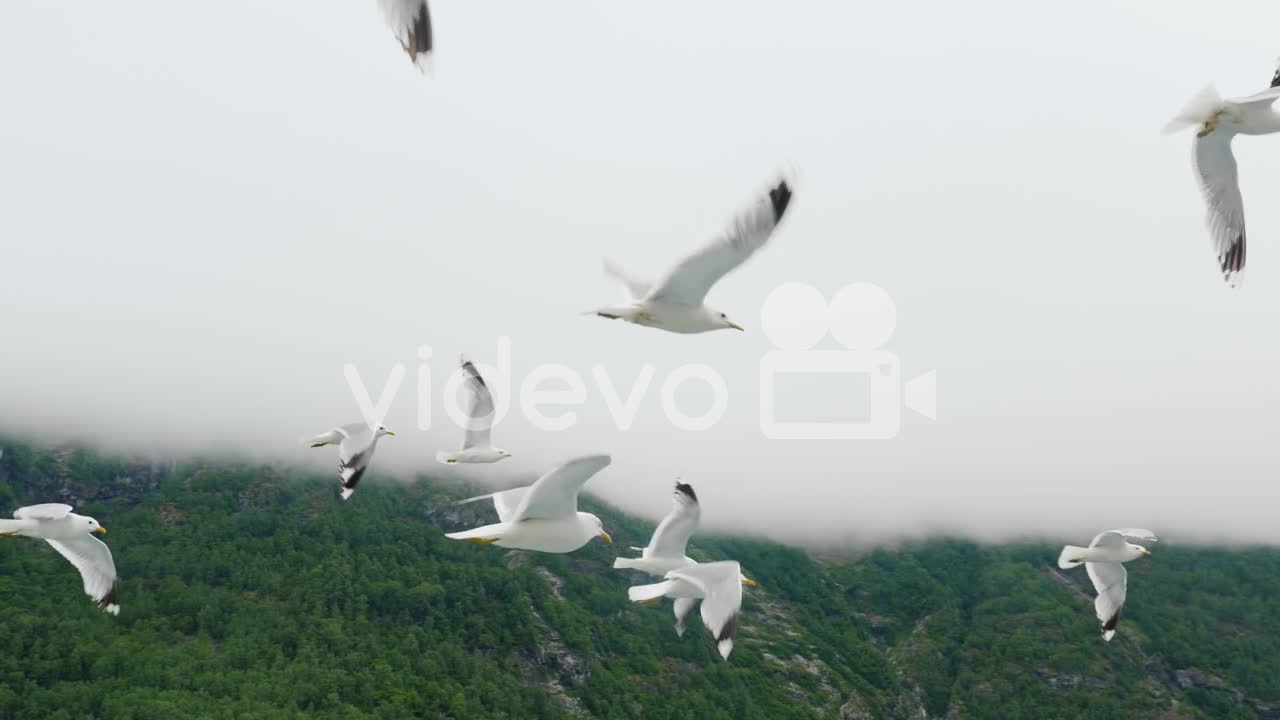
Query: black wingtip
xmin=1220 ymin=232 xmax=1246 ymax=286
xmin=768 ymin=180 xmax=792 ymax=224
xmin=675 ymin=482 xmax=698 ymax=503
xmin=341 ymin=466 xmax=367 ymax=491
xmin=407 ymin=1 xmax=433 ymax=60
xmin=1271 ymin=61 xmax=1280 ymax=89
xmin=716 ymin=613 xmax=739 ymax=644
xmin=97 ymin=584 xmax=119 ymax=612
xmin=1102 ymin=610 xmax=1121 ymax=633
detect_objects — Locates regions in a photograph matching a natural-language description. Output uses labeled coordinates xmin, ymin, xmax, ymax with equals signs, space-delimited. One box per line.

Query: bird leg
xmin=0 ymin=531 xmax=16 ymax=538
xmin=638 ymin=597 xmax=662 ymax=607
xmin=464 ymin=537 xmax=498 ymax=544
xmin=1198 ymin=111 xmax=1220 ymax=138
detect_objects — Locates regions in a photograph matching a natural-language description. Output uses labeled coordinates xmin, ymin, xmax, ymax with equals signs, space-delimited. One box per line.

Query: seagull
xmin=0 ymin=504 xmax=119 ymax=615
xmin=593 ymin=179 xmax=793 ymax=334
xmin=306 ymin=423 xmax=395 ymax=500
xmin=445 ymin=454 xmax=613 ymax=553
xmin=613 ymin=481 xmax=699 ymax=577
xmin=377 ymin=0 xmax=432 ymax=70
xmin=1166 ymin=59 xmax=1280 ymax=286
xmin=436 ymin=356 xmax=511 ymax=465
xmin=1058 ymin=528 xmax=1157 ymax=641
xmin=628 ymin=560 xmax=757 ymax=659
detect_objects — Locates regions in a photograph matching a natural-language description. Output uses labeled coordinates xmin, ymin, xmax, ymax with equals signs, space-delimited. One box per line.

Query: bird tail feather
xmin=628 ymin=581 xmax=674 ymax=603
xmin=0 ymin=519 xmax=32 ymax=535
xmin=1163 ymin=85 xmax=1222 ymax=133
xmin=1058 ymin=545 xmax=1089 ymax=569
xmin=613 ymin=556 xmax=643 ymax=570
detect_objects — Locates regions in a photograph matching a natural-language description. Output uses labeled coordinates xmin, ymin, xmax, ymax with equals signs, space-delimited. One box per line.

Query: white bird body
xmin=451 ymin=513 xmax=606 ymax=554
xmin=0 ymin=504 xmax=119 ymax=615
xmin=595 ymin=179 xmax=792 ymax=334
xmin=437 ymin=357 xmax=511 ymax=465
xmin=1168 ymin=61 xmax=1280 ymax=286
xmin=614 ymin=482 xmax=700 ymax=576
xmin=1058 ymin=528 xmax=1157 ymax=641
xmin=306 ymin=423 xmax=394 ymax=500
xmin=446 ymin=454 xmax=613 ymax=554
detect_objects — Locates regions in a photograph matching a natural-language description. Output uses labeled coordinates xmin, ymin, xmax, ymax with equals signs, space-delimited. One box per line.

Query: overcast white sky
xmin=4 ymin=1 xmax=1280 ymax=547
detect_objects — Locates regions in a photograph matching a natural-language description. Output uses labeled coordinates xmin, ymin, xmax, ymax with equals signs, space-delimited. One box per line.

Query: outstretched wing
xmin=645 ymin=482 xmax=700 ymax=559
xmin=668 ymin=560 xmax=744 ymax=659
xmin=1193 ymin=130 xmax=1247 ymax=286
xmin=1085 ymin=561 xmax=1127 ymax=640
xmin=45 ymin=536 xmax=120 ymax=615
xmin=459 ymin=487 xmax=529 ymax=524
xmin=513 ymin=454 xmax=611 ymax=521
xmin=1090 ymin=528 xmax=1156 ymax=548
xmin=672 ymin=596 xmax=697 ymax=637
xmin=460 ymin=356 xmax=496 ymax=449
xmin=15 ymin=503 xmax=73 ymax=520
xmin=377 ymin=0 xmax=432 ymax=68
xmin=603 ymin=259 xmax=652 ymax=301
xmin=337 ymin=426 xmax=378 ymax=494
xmin=646 ymin=180 xmax=792 ymax=306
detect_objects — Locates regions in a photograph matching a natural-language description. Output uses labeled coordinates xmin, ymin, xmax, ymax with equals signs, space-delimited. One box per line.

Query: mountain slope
xmin=0 ymin=440 xmax=1277 ymax=720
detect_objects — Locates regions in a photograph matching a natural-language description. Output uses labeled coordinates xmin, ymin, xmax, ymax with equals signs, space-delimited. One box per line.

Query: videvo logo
xmin=759 ymin=282 xmax=936 ymax=440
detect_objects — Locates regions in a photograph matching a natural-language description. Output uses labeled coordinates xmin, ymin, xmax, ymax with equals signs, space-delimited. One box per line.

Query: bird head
xmin=711 ymin=309 xmax=744 ymax=332
xmin=590 ymin=515 xmax=612 ymax=544
xmin=85 ymin=517 xmax=107 ymax=535
xmin=377 ymin=426 xmax=396 ymax=438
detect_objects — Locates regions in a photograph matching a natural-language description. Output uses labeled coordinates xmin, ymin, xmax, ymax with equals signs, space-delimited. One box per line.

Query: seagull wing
xmin=1085 ymin=561 xmax=1127 ymax=640
xmin=512 ymin=454 xmax=611 ymax=521
xmin=337 ymin=425 xmax=378 ymax=495
xmin=667 ymin=561 xmax=744 ymax=659
xmin=1193 ymin=130 xmax=1247 ymax=286
xmin=458 ymin=487 xmax=529 ymax=523
xmin=1091 ymin=528 xmax=1157 ymax=548
xmin=14 ymin=503 xmax=73 ymax=520
xmin=646 ymin=483 xmax=700 ymax=559
xmin=377 ymin=0 xmax=432 ymax=68
xmin=646 ymin=181 xmax=792 ymax=306
xmin=45 ymin=535 xmax=120 ymax=615
xmin=460 ymin=356 xmax=496 ymax=449
xmin=603 ymin=259 xmax=652 ymax=301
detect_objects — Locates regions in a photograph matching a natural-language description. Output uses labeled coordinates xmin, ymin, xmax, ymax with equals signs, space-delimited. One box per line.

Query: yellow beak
xmin=742 ymin=577 xmax=758 ymax=587
xmin=599 ymin=531 xmax=613 ymax=544
xmin=94 ymin=527 xmax=107 ymax=535
xmin=1141 ymin=549 xmax=1151 ymax=556
xmin=727 ymin=322 xmax=745 ymax=331
xmin=385 ymin=431 xmax=396 ymax=437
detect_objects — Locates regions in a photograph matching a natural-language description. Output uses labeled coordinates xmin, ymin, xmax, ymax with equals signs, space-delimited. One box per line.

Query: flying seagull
xmin=0 ymin=504 xmax=119 ymax=615
xmin=1166 ymin=58 xmax=1280 ymax=286
xmin=446 ymin=454 xmax=613 ymax=553
xmin=1058 ymin=528 xmax=1157 ymax=641
xmin=628 ymin=560 xmax=757 ymax=659
xmin=613 ymin=481 xmax=699 ymax=577
xmin=593 ymin=179 xmax=793 ymax=333
xmin=377 ymin=0 xmax=432 ymax=70
xmin=306 ymin=422 xmax=395 ymax=500
xmin=437 ymin=356 xmax=511 ymax=465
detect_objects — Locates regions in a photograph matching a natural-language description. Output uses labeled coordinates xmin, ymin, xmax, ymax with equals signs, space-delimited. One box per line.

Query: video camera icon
xmin=759 ymin=282 xmax=936 ymax=440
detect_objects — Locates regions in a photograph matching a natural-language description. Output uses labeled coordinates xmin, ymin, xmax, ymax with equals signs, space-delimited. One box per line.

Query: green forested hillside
xmin=0 ymin=440 xmax=1278 ymax=720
